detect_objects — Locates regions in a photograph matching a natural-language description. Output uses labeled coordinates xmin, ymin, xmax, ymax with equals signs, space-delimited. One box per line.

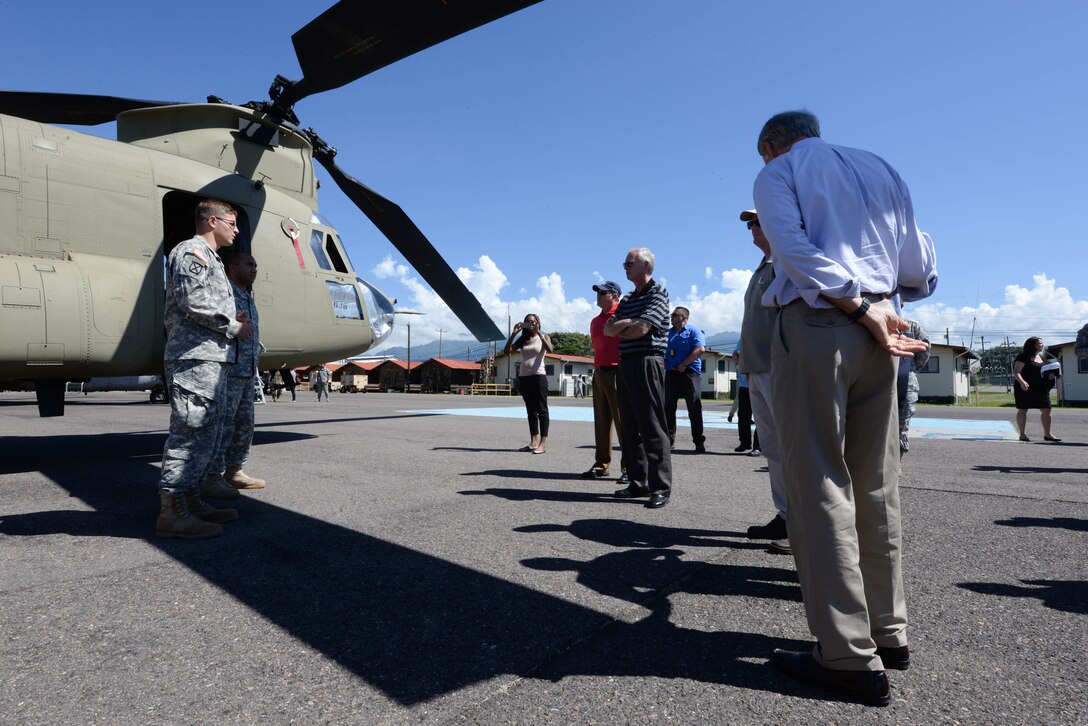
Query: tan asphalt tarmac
xmin=1 ymin=391 xmax=1085 ymax=724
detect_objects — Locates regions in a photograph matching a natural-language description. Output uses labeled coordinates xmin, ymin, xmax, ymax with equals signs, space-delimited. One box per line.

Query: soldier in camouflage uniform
xmin=157 ymin=199 xmax=253 ymax=539
xmin=205 ymin=251 xmax=267 ymax=493
xmin=897 ymin=318 xmax=931 ymax=456
xmin=314 ymin=366 xmax=331 ymax=401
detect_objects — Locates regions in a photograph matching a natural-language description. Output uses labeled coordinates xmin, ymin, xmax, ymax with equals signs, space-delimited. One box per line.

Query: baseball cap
xmin=739 ymin=209 xmax=758 ymax=222
xmin=592 ymin=281 xmax=621 ymax=295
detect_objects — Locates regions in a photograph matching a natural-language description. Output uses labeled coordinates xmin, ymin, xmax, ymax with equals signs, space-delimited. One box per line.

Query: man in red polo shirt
xmin=583 ymin=281 xmax=628 ymax=483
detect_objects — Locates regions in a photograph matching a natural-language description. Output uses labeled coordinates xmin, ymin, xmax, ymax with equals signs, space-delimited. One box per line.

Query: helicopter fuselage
xmin=0 ymin=104 xmax=395 ymax=405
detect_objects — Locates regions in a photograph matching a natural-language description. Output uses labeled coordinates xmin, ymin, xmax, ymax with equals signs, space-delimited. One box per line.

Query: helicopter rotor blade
xmin=280 ymin=0 xmax=542 ymax=108
xmin=0 ymin=91 xmax=178 ymax=126
xmin=311 ymin=147 xmax=504 ymax=343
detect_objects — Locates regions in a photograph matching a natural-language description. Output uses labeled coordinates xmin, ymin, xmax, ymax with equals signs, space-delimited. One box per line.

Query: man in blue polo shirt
xmin=665 ymin=307 xmax=706 ymax=452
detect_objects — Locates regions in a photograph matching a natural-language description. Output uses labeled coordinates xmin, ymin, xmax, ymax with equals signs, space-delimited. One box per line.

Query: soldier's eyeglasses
xmin=215 ymin=217 xmax=238 ymax=229
xmin=746 ymin=220 xmax=761 ymax=230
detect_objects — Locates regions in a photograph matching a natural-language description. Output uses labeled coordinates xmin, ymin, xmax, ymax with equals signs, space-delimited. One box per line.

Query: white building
xmin=492 ymin=351 xmax=595 ymax=395
xmin=916 ymin=343 xmax=980 ymax=404
xmin=1046 ymin=340 xmax=1088 ymax=407
xmin=701 ymin=348 xmax=737 ymax=399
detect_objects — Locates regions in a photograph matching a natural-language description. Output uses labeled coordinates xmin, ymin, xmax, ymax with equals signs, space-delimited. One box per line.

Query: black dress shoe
xmin=734 ymin=443 xmax=749 ymax=453
xmin=771 ymin=649 xmax=891 ymax=707
xmin=747 ymin=514 xmax=787 ymax=540
xmin=616 ymin=472 xmax=630 ymax=485
xmin=581 ymin=468 xmax=606 ymax=479
xmin=876 ymin=644 xmax=910 ymax=670
xmin=613 ymin=483 xmax=650 ymax=498
xmin=694 ymin=443 xmax=706 ymax=453
xmin=645 ymin=492 xmax=670 ymax=508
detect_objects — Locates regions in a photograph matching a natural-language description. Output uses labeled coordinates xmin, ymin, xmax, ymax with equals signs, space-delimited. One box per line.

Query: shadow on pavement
xmin=460 ymin=470 xmax=588 ymax=482
xmin=974 ymin=465 xmax=1088 ymax=475
xmin=959 ymin=580 xmax=1087 ymax=615
xmin=994 ymin=516 xmax=1088 ymax=532
xmin=516 ymin=519 xmax=750 ymax=548
xmin=2 ymin=430 xmax=798 ymax=705
xmin=460 ymin=487 xmax=642 ymax=503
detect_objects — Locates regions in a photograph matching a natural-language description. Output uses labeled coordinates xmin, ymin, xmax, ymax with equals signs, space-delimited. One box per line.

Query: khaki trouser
xmin=591 ymin=367 xmax=624 ymax=473
xmin=747 ymin=371 xmax=787 ymax=517
xmin=771 ymin=300 xmax=907 ymax=671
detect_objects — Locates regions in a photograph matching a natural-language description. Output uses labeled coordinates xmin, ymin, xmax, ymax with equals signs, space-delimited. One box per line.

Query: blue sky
xmin=5 ymin=0 xmax=1087 ymax=355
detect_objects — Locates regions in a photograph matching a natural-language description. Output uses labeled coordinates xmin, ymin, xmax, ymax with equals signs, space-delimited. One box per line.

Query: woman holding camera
xmin=505 ymin=313 xmax=554 ymax=453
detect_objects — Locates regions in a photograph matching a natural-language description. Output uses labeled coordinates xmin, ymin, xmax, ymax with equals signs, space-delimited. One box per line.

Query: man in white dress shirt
xmin=752 ymin=110 xmax=937 ymax=706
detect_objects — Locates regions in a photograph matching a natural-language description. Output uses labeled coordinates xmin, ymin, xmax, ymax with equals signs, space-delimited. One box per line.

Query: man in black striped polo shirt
xmin=604 ymin=247 xmax=673 ymax=508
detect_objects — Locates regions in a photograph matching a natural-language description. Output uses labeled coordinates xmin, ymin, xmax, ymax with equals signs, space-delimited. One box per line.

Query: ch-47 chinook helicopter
xmin=0 ymin=0 xmax=539 ymax=416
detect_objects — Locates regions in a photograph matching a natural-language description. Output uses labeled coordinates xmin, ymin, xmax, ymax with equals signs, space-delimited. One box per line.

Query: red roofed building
xmin=336 ymin=360 xmax=382 ymax=392
xmin=373 ymin=359 xmax=423 ymax=392
xmin=417 ymin=358 xmax=482 ymax=393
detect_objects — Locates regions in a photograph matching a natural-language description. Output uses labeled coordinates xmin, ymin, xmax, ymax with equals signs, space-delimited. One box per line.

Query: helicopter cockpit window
xmin=309 ymin=230 xmax=332 ymax=271
xmin=324 ymin=234 xmax=349 ymax=274
xmin=325 ymin=281 xmax=363 ymax=320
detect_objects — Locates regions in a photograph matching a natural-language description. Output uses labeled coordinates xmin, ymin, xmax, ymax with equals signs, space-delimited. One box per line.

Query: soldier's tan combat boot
xmin=225 ymin=465 xmax=266 ymax=490
xmin=202 ymin=473 xmax=241 ymax=499
xmin=156 ymin=492 xmax=223 ymax=539
xmin=184 ymin=491 xmax=238 ymax=524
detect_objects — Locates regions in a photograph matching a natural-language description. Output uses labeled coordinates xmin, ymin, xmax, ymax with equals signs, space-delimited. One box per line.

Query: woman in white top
xmin=504 ymin=313 xmax=554 ymax=453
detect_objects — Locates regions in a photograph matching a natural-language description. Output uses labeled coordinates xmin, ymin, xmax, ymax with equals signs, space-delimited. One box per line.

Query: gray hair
xmin=757 ymin=110 xmax=820 ymax=154
xmin=630 ymin=247 xmax=655 ymax=274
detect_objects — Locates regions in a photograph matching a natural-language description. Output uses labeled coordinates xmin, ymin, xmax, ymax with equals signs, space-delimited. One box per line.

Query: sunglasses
xmin=746 ymin=220 xmax=761 ymax=230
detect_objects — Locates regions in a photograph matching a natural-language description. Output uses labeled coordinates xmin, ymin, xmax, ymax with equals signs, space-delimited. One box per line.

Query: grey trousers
xmin=771 ymin=300 xmax=907 ymax=671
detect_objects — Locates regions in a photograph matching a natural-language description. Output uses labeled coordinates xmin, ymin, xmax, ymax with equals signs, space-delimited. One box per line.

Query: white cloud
xmin=909 ymin=274 xmax=1088 ymax=347
xmin=672 ymin=289 xmax=749 ymax=337
xmin=369 ymin=260 xmax=1088 ymax=358
xmin=720 ymin=268 xmax=754 ymax=291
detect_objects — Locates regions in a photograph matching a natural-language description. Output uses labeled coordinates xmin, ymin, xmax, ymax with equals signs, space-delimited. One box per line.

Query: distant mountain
xmin=704 ymin=331 xmax=741 ymax=351
xmin=364 ymin=338 xmax=487 ymax=362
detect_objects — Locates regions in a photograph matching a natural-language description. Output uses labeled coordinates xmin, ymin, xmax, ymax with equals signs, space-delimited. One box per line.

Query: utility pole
xmin=436 ymin=328 xmax=446 ymax=359
xmin=395 ymin=310 xmax=424 ymax=393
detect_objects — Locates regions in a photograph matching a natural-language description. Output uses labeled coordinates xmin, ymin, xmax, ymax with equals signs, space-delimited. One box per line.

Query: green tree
xmin=549 ymin=331 xmax=593 ymax=357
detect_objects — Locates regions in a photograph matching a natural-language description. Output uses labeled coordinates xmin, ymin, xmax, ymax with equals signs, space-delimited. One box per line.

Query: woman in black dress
xmin=1013 ymin=336 xmax=1060 ymax=442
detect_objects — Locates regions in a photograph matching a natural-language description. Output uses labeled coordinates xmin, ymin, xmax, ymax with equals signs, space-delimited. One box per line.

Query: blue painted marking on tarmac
xmin=401 ymin=407 xmax=1020 ymax=441
xmin=911 ymin=417 xmax=1019 ymax=441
